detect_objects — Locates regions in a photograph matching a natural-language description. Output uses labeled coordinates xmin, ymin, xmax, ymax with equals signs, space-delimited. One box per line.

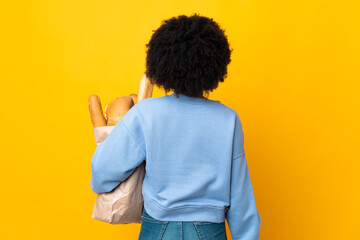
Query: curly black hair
xmin=145 ymin=13 xmax=233 ymax=98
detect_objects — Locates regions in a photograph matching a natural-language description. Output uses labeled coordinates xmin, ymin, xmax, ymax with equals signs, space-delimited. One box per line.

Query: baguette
xmin=88 ymin=95 xmax=106 ymax=127
xmin=137 ymin=74 xmax=154 ymax=102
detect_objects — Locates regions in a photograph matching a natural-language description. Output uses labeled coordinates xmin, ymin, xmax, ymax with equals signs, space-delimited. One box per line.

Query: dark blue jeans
xmin=138 ymin=208 xmax=227 ymax=240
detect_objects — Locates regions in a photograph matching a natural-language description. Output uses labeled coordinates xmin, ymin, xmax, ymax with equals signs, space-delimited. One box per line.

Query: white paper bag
xmin=91 ymin=126 xmax=145 ymax=224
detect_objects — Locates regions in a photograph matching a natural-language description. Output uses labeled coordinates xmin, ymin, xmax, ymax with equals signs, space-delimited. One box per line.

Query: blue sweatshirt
xmin=90 ymin=92 xmax=262 ymax=239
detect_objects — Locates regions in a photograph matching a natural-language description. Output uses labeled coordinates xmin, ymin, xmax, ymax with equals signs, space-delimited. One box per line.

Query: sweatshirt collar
xmin=167 ymin=92 xmax=221 ymax=104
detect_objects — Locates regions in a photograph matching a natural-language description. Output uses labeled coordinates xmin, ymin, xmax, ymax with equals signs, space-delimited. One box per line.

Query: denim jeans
xmin=138 ymin=208 xmax=227 ymax=240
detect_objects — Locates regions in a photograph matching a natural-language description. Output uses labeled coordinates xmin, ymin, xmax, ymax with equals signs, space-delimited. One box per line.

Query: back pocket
xmin=138 ymin=209 xmax=168 ymax=240
xmin=194 ymin=222 xmax=227 ymax=240
xmin=139 ymin=216 xmax=168 ymax=240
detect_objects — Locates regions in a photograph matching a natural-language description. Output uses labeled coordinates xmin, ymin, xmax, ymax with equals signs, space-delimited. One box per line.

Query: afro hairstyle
xmin=145 ymin=13 xmax=233 ymax=98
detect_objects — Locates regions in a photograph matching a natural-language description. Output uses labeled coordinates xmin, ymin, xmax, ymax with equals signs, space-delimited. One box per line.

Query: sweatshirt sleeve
xmin=225 ymin=113 xmax=262 ymax=240
xmin=90 ymin=105 xmax=146 ymax=194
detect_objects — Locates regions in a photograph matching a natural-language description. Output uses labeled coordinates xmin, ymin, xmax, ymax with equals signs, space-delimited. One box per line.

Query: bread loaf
xmin=105 ymin=96 xmax=134 ymax=126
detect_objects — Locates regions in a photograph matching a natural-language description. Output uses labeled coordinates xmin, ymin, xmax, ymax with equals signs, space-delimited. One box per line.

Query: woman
xmin=90 ymin=13 xmax=261 ymax=240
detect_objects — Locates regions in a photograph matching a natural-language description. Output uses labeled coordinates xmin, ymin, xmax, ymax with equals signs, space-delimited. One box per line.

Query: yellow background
xmin=1 ymin=0 xmax=359 ymax=239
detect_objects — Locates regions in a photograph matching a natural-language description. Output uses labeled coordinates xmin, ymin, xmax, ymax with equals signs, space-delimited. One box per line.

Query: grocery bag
xmin=91 ymin=126 xmax=145 ymax=224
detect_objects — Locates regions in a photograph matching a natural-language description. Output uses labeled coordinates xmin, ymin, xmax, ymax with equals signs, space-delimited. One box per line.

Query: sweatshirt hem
xmin=143 ymin=193 xmax=226 ymax=223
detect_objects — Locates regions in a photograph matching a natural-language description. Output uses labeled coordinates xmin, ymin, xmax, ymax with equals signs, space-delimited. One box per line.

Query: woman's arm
xmin=90 ymin=107 xmax=146 ymax=194
xmin=226 ymin=152 xmax=262 ymax=240
xmin=225 ymin=113 xmax=262 ymax=240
